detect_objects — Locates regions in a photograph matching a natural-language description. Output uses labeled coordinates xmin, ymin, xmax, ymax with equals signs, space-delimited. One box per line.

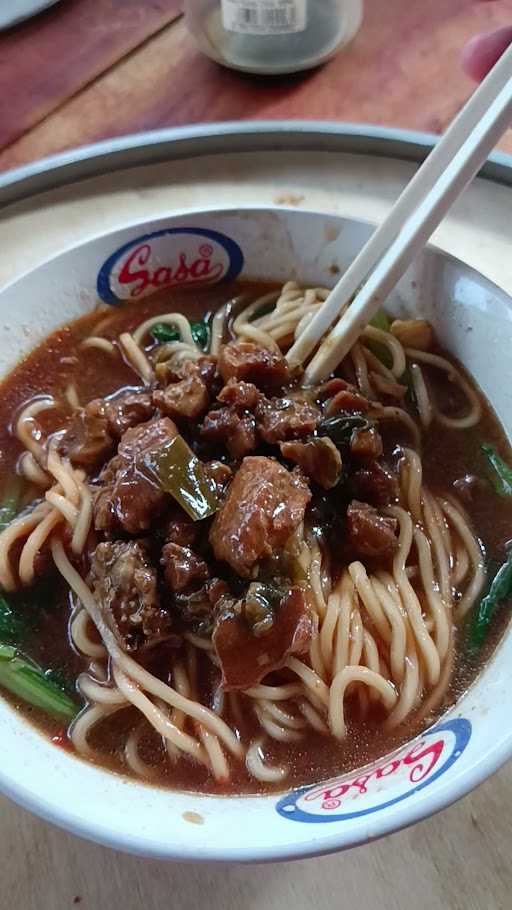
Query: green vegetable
xmin=191 ymin=321 xmax=209 ymax=350
xmin=251 ymin=301 xmax=276 ymax=321
xmin=318 ymin=415 xmax=373 ymax=448
xmin=150 ymin=320 xmax=210 ymax=350
xmin=468 ymin=550 xmax=512 ymax=652
xmin=370 ymin=310 xmax=391 ymax=333
xmin=0 ymin=478 xmax=23 ymax=531
xmin=45 ymin=667 xmax=77 ymax=698
xmin=0 ymin=644 xmax=77 ymax=719
xmin=151 ymin=323 xmax=180 ymax=344
xmin=367 ymin=310 xmax=393 ymax=368
xmin=401 ymin=366 xmax=418 ymax=413
xmin=142 ymin=435 xmax=218 ymax=521
xmin=481 ymin=444 xmax=512 ymax=498
xmin=0 ymin=594 xmax=27 ymax=644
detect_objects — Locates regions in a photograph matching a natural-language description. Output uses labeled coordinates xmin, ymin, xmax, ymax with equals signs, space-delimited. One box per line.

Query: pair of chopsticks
xmin=287 ymin=43 xmax=512 ymax=385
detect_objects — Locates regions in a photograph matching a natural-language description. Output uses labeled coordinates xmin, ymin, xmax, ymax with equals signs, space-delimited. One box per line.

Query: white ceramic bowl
xmin=0 ymin=207 xmax=511 ymax=861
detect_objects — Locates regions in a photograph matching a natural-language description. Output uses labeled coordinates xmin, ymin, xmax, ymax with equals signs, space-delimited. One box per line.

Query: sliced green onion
xmin=468 ymin=550 xmax=512 ymax=652
xmin=142 ymin=435 xmax=218 ymax=521
xmin=482 ymin=444 xmax=512 ymax=498
xmin=0 ymin=644 xmax=77 ymax=719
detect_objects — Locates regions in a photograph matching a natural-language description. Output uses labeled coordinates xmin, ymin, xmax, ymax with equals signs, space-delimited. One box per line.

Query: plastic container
xmin=184 ymin=0 xmax=364 ymax=74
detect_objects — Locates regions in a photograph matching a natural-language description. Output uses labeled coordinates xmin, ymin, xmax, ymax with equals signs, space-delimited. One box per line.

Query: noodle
xmin=0 ymin=280 xmax=497 ymax=790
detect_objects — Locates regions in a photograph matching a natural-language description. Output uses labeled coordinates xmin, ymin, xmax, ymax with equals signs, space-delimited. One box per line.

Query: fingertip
xmin=461 ymin=26 xmax=512 ymax=81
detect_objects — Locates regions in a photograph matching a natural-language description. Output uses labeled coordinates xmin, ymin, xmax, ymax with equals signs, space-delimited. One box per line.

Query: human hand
xmin=462 ymin=25 xmax=512 ymax=81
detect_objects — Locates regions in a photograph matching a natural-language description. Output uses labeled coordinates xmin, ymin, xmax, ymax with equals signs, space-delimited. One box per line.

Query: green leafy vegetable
xmin=0 ymin=594 xmax=27 ymax=644
xmin=0 ymin=644 xmax=77 ymax=719
xmin=45 ymin=667 xmax=77 ymax=698
xmin=251 ymin=301 xmax=276 ymax=321
xmin=142 ymin=435 xmax=218 ymax=521
xmin=468 ymin=550 xmax=512 ymax=652
xmin=370 ymin=310 xmax=391 ymax=333
xmin=318 ymin=415 xmax=373 ymax=449
xmin=151 ymin=323 xmax=179 ymax=344
xmin=150 ymin=320 xmax=210 ymax=350
xmin=191 ymin=321 xmax=209 ymax=350
xmin=367 ymin=310 xmax=393 ymax=368
xmin=482 ymin=444 xmax=512 ymax=497
xmin=0 ymin=478 xmax=23 ymax=531
xmin=401 ymin=366 xmax=418 ymax=413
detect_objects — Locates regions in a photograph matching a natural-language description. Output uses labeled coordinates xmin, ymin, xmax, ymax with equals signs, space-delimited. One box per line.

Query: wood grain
xmin=2 ymin=761 xmax=512 ymax=910
xmin=0 ymin=0 xmax=183 ymax=151
xmin=1 ymin=0 xmax=512 ymax=172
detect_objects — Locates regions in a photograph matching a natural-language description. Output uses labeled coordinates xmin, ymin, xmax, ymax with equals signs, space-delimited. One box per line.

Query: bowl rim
xmin=1 ymin=121 xmax=512 ymax=210
xmin=1 ymin=194 xmax=512 ymax=862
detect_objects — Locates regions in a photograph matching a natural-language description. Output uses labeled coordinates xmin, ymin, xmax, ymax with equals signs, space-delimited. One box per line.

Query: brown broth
xmin=1 ymin=281 xmax=512 ymax=795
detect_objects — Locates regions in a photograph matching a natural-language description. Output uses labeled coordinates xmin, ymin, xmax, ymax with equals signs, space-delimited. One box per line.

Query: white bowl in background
xmin=0 ymin=207 xmax=511 ymax=861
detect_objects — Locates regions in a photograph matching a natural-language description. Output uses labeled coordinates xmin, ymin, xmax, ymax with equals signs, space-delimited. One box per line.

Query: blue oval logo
xmin=276 ymin=718 xmax=471 ymax=824
xmin=97 ymin=227 xmax=244 ymax=306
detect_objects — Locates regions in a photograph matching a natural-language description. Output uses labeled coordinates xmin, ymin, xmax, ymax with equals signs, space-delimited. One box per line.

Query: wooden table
xmin=2 ymin=2 xmax=512 ymax=908
xmin=1 ymin=0 xmax=512 ymax=173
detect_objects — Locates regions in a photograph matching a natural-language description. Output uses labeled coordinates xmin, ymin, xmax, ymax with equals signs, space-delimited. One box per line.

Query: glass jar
xmin=184 ymin=0 xmax=364 ymax=75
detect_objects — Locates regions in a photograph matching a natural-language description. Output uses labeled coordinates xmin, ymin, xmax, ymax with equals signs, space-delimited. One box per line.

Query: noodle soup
xmin=0 ymin=277 xmax=511 ymax=795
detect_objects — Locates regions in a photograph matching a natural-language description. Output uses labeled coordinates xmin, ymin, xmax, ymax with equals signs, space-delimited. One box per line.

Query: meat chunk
xmin=213 ymin=587 xmax=312 ymax=690
xmin=173 ymin=577 xmax=229 ymax=628
xmin=200 ymin=407 xmax=238 ymax=441
xmin=153 ymin=372 xmax=209 ymax=421
xmin=94 ymin=418 xmax=178 ymax=535
xmin=346 ymin=500 xmax=399 ymax=558
xmin=58 ymin=399 xmax=114 ymax=471
xmin=256 ymin=395 xmax=320 ymax=444
xmin=194 ymin=356 xmax=218 ymax=386
xmin=352 ymin=461 xmax=399 ymax=506
xmin=204 ymin=460 xmax=233 ymax=497
xmin=350 ymin=427 xmax=383 ymax=461
xmin=155 ymin=355 xmax=218 ymax=387
xmin=217 ymin=379 xmax=263 ymax=412
xmin=161 ymin=542 xmax=209 ymax=592
xmin=104 ymin=391 xmax=154 ymax=438
xmin=218 ymin=342 xmax=289 ymax=393
xmin=324 ymin=389 xmax=371 ymax=416
xmin=88 ymin=540 xmax=171 ymax=651
xmin=209 ymin=456 xmax=311 ymax=576
xmin=280 ymin=437 xmax=342 ymax=489
xmin=118 ymin=417 xmax=178 ymax=462
xmin=200 ymin=409 xmax=257 ymax=459
xmin=162 ymin=512 xmax=198 ymax=548
xmin=315 ymin=378 xmax=352 ymax=402
xmin=94 ymin=466 xmax=166 ymax=536
xmin=226 ymin=415 xmax=257 ymax=459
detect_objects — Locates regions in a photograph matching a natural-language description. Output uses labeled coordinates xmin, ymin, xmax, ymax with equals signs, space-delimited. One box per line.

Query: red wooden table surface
xmin=1 ymin=0 xmax=512 ymax=174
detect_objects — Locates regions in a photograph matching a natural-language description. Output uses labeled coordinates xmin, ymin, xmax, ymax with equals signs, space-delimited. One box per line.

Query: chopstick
xmin=286 ymin=43 xmax=512 ymax=385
